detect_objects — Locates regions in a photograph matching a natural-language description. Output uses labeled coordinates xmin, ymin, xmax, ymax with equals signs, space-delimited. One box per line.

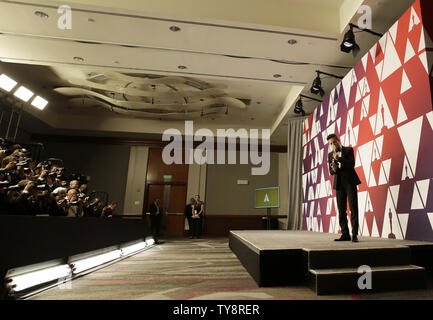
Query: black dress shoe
xmin=334 ymin=235 xmax=351 ymax=242
xmin=352 ymin=235 xmax=359 ymax=242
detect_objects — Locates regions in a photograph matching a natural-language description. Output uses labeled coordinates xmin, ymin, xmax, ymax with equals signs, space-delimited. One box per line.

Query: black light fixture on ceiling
xmin=310 ymin=70 xmax=343 ymax=97
xmin=294 ymin=94 xmax=322 ymax=117
xmin=341 ymin=23 xmax=384 ymax=56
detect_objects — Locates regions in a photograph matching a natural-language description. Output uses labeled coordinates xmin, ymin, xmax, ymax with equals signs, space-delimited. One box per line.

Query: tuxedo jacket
xmin=328 ymin=146 xmax=361 ymax=190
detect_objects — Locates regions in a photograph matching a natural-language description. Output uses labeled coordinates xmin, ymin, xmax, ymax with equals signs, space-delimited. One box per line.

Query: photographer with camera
xmin=102 ymin=202 xmax=118 ymax=218
xmin=66 ymin=189 xmax=83 ymax=217
xmin=7 ymin=180 xmax=42 ymax=216
xmin=48 ymin=187 xmax=69 ymax=216
xmin=1 ymin=139 xmax=119 ymax=218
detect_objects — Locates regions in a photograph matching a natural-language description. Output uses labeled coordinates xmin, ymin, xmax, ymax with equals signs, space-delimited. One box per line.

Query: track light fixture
xmin=294 ymin=94 xmax=322 ymax=117
xmin=294 ymin=98 xmax=305 ymax=116
xmin=341 ymin=23 xmax=384 ymax=56
xmin=310 ymin=70 xmax=343 ymax=97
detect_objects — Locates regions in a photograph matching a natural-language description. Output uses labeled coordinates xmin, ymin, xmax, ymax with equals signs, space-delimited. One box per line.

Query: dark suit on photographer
xmin=328 ymin=146 xmax=361 ymax=241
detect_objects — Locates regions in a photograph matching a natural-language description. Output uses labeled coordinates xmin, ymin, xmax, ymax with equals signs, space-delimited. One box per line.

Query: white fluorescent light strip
xmin=14 ymin=86 xmax=34 ymax=102
xmin=121 ymin=241 xmax=147 ymax=256
xmin=31 ymin=96 xmax=48 ymax=110
xmin=71 ymin=250 xmax=122 ymax=274
xmin=9 ymin=264 xmax=71 ymax=292
xmin=0 ymin=74 xmax=17 ymax=92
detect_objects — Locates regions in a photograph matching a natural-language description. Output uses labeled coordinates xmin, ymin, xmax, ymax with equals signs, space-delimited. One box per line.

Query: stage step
xmin=306 ymin=246 xmax=411 ymax=269
xmin=309 ymin=265 xmax=426 ymax=295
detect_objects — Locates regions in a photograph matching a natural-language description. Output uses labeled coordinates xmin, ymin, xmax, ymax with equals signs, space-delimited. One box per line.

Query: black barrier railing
xmin=0 ymin=215 xmax=152 ymax=299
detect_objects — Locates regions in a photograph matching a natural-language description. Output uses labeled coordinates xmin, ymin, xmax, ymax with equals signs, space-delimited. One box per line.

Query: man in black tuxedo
xmin=327 ymin=134 xmax=361 ymax=242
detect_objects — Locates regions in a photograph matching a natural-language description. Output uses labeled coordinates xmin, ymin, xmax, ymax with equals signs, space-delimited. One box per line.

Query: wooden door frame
xmin=143 ymin=182 xmax=188 ymax=214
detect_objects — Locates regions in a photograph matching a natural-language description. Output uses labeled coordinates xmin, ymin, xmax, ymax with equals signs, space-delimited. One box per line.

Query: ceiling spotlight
xmin=310 ymin=72 xmax=324 ymax=97
xmin=273 ymin=74 xmax=282 ymax=78
xmin=294 ymin=94 xmax=323 ymax=117
xmin=341 ymin=25 xmax=359 ymax=54
xmin=177 ymin=65 xmax=187 ymax=70
xmin=73 ymin=56 xmax=84 ymax=62
xmin=294 ymin=98 xmax=305 ymax=116
xmin=34 ymin=11 xmax=49 ymax=19
xmin=341 ymin=23 xmax=383 ymax=56
xmin=169 ymin=26 xmax=181 ymax=32
xmin=14 ymin=86 xmax=34 ymax=102
xmin=287 ymin=39 xmax=297 ymax=45
xmin=0 ymin=74 xmax=18 ymax=92
xmin=31 ymin=96 xmax=48 ymax=110
xmin=310 ymin=70 xmax=343 ymax=97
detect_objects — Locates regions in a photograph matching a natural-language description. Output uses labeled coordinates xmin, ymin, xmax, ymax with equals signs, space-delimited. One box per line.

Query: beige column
xmin=123 ymin=146 xmax=149 ymax=215
xmin=186 ymin=148 xmax=207 ymax=203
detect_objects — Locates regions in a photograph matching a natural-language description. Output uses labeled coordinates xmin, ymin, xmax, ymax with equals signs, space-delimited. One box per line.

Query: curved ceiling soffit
xmin=54 ymin=72 xmax=247 ymax=120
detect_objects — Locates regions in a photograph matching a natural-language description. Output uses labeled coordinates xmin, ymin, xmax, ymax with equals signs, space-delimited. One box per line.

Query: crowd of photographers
xmin=0 ymin=139 xmax=118 ymax=217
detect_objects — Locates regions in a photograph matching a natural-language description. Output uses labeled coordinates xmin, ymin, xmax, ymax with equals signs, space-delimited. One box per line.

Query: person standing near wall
xmin=184 ymin=197 xmax=195 ymax=238
xmin=327 ymin=134 xmax=361 ymax=243
xmin=191 ymin=195 xmax=204 ymax=239
xmin=149 ymin=198 xmax=162 ymax=242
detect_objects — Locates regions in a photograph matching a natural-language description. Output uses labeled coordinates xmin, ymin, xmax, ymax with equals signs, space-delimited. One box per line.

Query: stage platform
xmin=229 ymin=231 xmax=433 ymax=295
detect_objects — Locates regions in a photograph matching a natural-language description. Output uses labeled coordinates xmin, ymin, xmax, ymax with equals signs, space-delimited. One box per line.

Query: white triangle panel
xmin=426 ymin=111 xmax=433 ymax=131
xmin=408 ymin=6 xmax=421 ymax=32
xmin=411 ymin=181 xmax=425 ymax=210
xmin=397 ymin=100 xmax=408 ymax=124
xmin=397 ymin=116 xmax=423 ymax=178
xmin=382 ymin=33 xmax=403 ymax=80
xmin=427 ymin=213 xmax=433 ymax=231
xmin=401 ymin=155 xmax=415 ymax=180
xmin=404 ymin=39 xmax=416 ymax=63
xmin=378 ymin=159 xmax=392 ymax=185
xmin=389 ymin=22 xmax=398 ymax=44
xmin=371 ymin=217 xmax=380 ymax=237
xmin=398 ymin=213 xmax=409 ymax=239
xmin=401 ymin=69 xmax=412 ymax=94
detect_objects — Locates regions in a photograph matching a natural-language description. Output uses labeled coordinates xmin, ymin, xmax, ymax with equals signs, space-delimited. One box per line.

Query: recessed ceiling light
xmin=169 ymin=26 xmax=181 ymax=32
xmin=0 ymin=74 xmax=17 ymax=92
xmin=73 ymin=56 xmax=84 ymax=62
xmin=31 ymin=96 xmax=48 ymax=110
xmin=34 ymin=11 xmax=49 ymax=19
xmin=287 ymin=39 xmax=297 ymax=45
xmin=14 ymin=86 xmax=34 ymax=102
xmin=178 ymin=65 xmax=187 ymax=70
xmin=273 ymin=74 xmax=282 ymax=78
xmin=88 ymin=18 xmax=95 ymax=22
xmin=257 ymin=101 xmax=261 ymax=104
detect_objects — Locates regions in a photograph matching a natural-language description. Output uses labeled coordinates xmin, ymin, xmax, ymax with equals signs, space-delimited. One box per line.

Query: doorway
xmin=145 ymin=183 xmax=187 ymax=237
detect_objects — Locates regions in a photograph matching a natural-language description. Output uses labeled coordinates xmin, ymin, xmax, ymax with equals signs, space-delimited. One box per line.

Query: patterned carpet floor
xmin=30 ymin=238 xmax=433 ymax=300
